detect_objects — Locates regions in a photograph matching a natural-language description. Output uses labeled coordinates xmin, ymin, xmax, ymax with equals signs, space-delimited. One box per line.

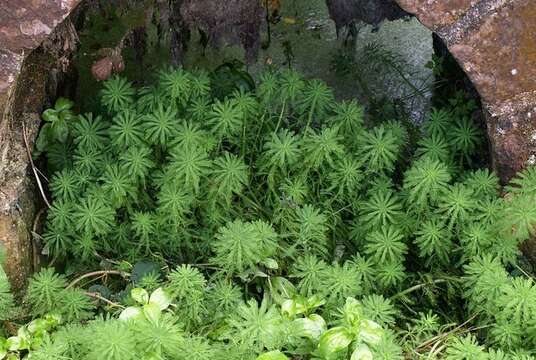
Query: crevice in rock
xmin=431 ymin=33 xmax=490 ymax=168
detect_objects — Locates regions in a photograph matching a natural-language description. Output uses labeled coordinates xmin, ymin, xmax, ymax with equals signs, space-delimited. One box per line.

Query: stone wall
xmin=0 ymin=0 xmax=81 ymax=292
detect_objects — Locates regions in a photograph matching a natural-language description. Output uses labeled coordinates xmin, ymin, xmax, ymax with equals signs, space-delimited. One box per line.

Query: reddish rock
xmin=396 ymin=0 xmax=478 ymax=30
xmin=0 ymin=1 xmax=82 ymax=101
xmin=394 ymin=0 xmax=536 ymax=184
xmin=91 ymin=57 xmax=114 ymax=81
xmin=0 ymin=0 xmax=81 ymax=292
xmin=449 ymin=1 xmax=536 ymax=105
xmin=111 ymin=54 xmax=125 ymax=74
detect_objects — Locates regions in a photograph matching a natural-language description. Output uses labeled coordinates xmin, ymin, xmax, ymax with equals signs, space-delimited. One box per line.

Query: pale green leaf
xmin=131 ymin=288 xmax=149 ymax=304
xmin=143 ymin=302 xmax=162 ymax=322
xmin=270 ymin=277 xmax=297 ymax=305
xmin=256 ymin=350 xmax=289 ymax=360
xmin=293 ymin=314 xmax=326 ymax=340
xmin=42 ymin=109 xmax=59 ymax=123
xmin=316 ymin=327 xmax=353 ymax=359
xmin=351 ymin=343 xmax=373 ymax=360
xmin=342 ymin=297 xmax=363 ymax=329
xmin=149 ymin=287 xmax=172 ymax=310
xmin=263 ymin=258 xmax=279 ymax=270
xmin=119 ymin=306 xmax=142 ymax=321
xmin=55 ymin=97 xmax=74 ymax=111
xmin=359 ymin=319 xmax=383 ymax=345
xmin=6 ymin=337 xmax=21 ymax=351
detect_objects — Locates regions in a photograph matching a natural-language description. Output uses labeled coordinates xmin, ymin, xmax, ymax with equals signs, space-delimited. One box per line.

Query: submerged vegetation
xmin=2 ymin=66 xmax=536 ymax=359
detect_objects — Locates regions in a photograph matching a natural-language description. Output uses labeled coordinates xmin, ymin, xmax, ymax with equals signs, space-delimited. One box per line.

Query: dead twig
xmin=22 ymin=121 xmax=51 ymax=208
xmin=415 ymin=313 xmax=479 ymax=352
xmin=85 ymin=292 xmax=125 ymax=309
xmin=67 ymin=270 xmax=130 ymax=289
xmin=32 ymin=207 xmax=47 ymax=235
xmin=34 ymin=167 xmax=49 ymax=182
xmin=31 ymin=207 xmax=47 ymax=272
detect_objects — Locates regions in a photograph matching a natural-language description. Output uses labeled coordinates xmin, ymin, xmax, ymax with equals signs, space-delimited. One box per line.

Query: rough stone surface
xmin=0 ymin=0 xmax=81 ymax=292
xmin=395 ymin=0 xmax=536 ymax=184
xmin=0 ymin=1 xmax=81 ymax=106
xmin=180 ymin=0 xmax=264 ymax=62
xmin=325 ymin=0 xmax=409 ymax=34
xmin=395 ymin=0 xmax=478 ymax=30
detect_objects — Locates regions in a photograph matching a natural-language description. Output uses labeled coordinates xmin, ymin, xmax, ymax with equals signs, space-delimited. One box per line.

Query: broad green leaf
xmin=270 ymin=276 xmax=297 ymax=305
xmin=34 ymin=124 xmax=51 ymax=155
xmin=55 ymin=97 xmax=74 ymax=111
xmin=27 ymin=318 xmax=47 ymax=334
xmin=149 ymin=287 xmax=172 ymax=310
xmin=351 ymin=343 xmax=373 ymax=360
xmin=16 ymin=326 xmax=30 ymax=343
xmin=342 ymin=297 xmax=363 ymax=329
xmin=59 ymin=110 xmax=75 ymax=122
xmin=293 ymin=314 xmax=326 ymax=340
xmin=316 ymin=327 xmax=353 ymax=359
xmin=131 ymin=288 xmax=149 ymax=304
xmin=42 ymin=109 xmax=59 ymax=123
xmin=305 ymin=295 xmax=326 ymax=311
xmin=359 ymin=319 xmax=383 ymax=345
xmin=254 ymin=270 xmax=269 ymax=278
xmin=50 ymin=120 xmax=68 ymax=143
xmin=44 ymin=313 xmax=62 ymax=325
xmin=6 ymin=337 xmax=21 ymax=351
xmin=0 ymin=349 xmax=6 ymax=360
xmin=119 ymin=306 xmax=142 ymax=321
xmin=143 ymin=302 xmax=162 ymax=322
xmin=270 ymin=277 xmax=297 ymax=305
xmin=263 ymin=258 xmax=279 ymax=270
xmin=281 ymin=297 xmax=306 ymax=317
xmin=256 ymin=350 xmax=289 ymax=360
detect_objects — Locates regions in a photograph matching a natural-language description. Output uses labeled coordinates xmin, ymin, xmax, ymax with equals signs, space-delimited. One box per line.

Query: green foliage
xmin=100 ymin=76 xmax=135 ymax=113
xmin=403 ymin=156 xmax=451 ymax=211
xmin=34 ymin=98 xmax=76 ymax=170
xmin=211 ymin=220 xmax=277 ymax=275
xmin=0 ymin=247 xmax=15 ymax=322
xmin=357 ymin=125 xmax=400 ymax=173
xmin=21 ymin=66 xmax=536 ymax=360
xmin=26 ymin=268 xmax=67 ymax=316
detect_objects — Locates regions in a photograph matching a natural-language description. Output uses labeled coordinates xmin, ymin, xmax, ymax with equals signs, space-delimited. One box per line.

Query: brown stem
xmin=67 ymin=270 xmax=130 ymax=289
xmin=31 ymin=207 xmax=47 ymax=272
xmin=415 ymin=313 xmax=479 ymax=351
xmin=85 ymin=291 xmax=125 ymax=309
xmin=22 ymin=121 xmax=51 ymax=208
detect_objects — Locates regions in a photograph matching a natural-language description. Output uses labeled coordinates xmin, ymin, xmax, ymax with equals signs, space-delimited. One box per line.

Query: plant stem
xmin=22 ymin=121 xmax=51 ymax=208
xmin=68 ymin=270 xmax=130 ymax=289
xmin=391 ymin=278 xmax=458 ymax=301
xmin=85 ymin=291 xmax=125 ymax=309
xmin=274 ymin=99 xmax=287 ymax=133
xmin=306 ymin=97 xmax=317 ymax=130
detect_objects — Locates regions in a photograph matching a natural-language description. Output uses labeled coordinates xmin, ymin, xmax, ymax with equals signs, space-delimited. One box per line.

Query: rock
xmin=180 ymin=0 xmax=264 ymax=62
xmin=0 ymin=0 xmax=81 ymax=292
xmin=326 ymin=0 xmax=409 ymax=34
xmin=394 ymin=0 xmax=536 ymax=184
xmin=91 ymin=57 xmax=114 ymax=81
